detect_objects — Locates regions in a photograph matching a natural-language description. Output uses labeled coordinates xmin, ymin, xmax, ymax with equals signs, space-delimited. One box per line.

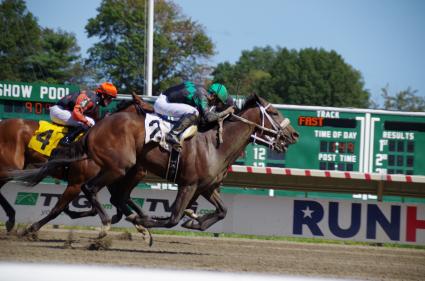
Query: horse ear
xmin=252 ymin=92 xmax=261 ymax=103
xmin=131 ymin=91 xmax=141 ymax=102
xmin=252 ymin=92 xmax=267 ymax=106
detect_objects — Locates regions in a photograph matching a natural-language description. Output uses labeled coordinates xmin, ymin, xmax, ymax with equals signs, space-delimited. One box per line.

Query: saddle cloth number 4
xmin=28 ymin=121 xmax=69 ymax=156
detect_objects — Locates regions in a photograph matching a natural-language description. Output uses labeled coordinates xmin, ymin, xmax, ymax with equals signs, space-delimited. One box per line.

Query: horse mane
xmin=239 ymin=93 xmax=263 ymax=113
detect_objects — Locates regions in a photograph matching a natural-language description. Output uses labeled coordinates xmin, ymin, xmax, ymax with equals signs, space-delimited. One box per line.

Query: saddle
xmin=28 ymin=121 xmax=83 ymax=157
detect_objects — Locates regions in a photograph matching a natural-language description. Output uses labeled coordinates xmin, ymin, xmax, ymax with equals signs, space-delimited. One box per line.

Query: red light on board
xmin=298 ymin=116 xmax=324 ymax=127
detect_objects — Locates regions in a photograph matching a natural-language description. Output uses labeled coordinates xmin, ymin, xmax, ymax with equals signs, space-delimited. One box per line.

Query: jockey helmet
xmin=97 ymin=82 xmax=118 ymax=98
xmin=208 ymin=83 xmax=228 ymax=104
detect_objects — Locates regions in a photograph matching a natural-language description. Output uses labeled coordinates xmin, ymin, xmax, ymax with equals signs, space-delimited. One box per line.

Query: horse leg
xmin=81 ymin=170 xmax=120 ymax=237
xmin=23 ymin=183 xmax=83 ymax=235
xmin=0 ymin=182 xmax=16 ymax=233
xmin=108 ymin=167 xmax=147 ymax=224
xmin=107 ymin=167 xmax=153 ymax=242
xmin=108 ymin=185 xmax=138 ymax=225
xmin=182 ymin=188 xmax=227 ymax=231
xmin=127 ymin=199 xmax=145 ymax=218
xmin=182 ymin=193 xmax=201 ymax=219
xmin=107 ymin=185 xmax=124 ymax=224
xmin=137 ymin=184 xmax=197 ymax=228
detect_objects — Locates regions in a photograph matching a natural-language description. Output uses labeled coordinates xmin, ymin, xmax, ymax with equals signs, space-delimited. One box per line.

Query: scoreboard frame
xmin=273 ymin=104 xmax=425 ymax=175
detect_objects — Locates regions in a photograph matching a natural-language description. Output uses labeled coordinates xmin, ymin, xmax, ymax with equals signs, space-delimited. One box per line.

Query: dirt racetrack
xmin=0 ymin=227 xmax=424 ymax=281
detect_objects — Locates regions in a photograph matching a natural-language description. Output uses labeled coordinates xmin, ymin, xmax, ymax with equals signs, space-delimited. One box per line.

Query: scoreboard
xmin=235 ymin=107 xmax=362 ymax=171
xmin=0 ymin=81 xmax=79 ymax=121
xmin=0 ymin=81 xmax=113 ymax=120
xmin=2 ymin=81 xmax=425 ymax=176
xmin=371 ymin=112 xmax=425 ymax=175
xmin=234 ymin=105 xmax=425 ymax=176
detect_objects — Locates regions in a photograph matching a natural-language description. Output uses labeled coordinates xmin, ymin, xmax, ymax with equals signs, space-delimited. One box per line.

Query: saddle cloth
xmin=28 ymin=120 xmax=69 ymax=156
xmin=145 ymin=113 xmax=172 ymax=150
xmin=145 ymin=113 xmax=197 ymax=151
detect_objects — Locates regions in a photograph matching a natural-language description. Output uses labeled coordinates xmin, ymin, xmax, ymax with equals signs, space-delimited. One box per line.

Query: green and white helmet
xmin=208 ymin=83 xmax=228 ymax=104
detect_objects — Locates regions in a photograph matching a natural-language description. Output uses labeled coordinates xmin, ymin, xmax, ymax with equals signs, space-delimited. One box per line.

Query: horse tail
xmin=7 ymin=136 xmax=88 ymax=186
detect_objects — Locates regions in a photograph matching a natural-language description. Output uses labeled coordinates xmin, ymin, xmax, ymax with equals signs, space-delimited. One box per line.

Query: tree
xmin=213 ymin=47 xmax=276 ymax=98
xmin=0 ymin=0 xmax=41 ymax=81
xmin=85 ymin=0 xmax=214 ymax=94
xmin=0 ymin=0 xmax=83 ymax=84
xmin=30 ymin=28 xmax=83 ymax=84
xmin=381 ymin=85 xmax=425 ymax=112
xmin=213 ymin=47 xmax=370 ymax=108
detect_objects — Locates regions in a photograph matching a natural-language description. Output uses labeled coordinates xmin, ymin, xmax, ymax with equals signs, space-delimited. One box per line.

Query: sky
xmin=25 ymin=0 xmax=425 ymax=104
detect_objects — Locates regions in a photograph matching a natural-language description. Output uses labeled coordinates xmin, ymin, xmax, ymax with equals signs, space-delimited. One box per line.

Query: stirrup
xmin=166 ymin=134 xmax=182 ymax=151
xmin=59 ymin=136 xmax=72 ymax=146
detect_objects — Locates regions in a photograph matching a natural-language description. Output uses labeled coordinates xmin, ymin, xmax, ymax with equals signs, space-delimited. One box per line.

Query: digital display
xmin=318 ymin=141 xmax=356 ymax=171
xmin=2 ymin=100 xmax=53 ymax=119
xmin=0 ymin=99 xmax=117 ymax=121
xmin=298 ymin=116 xmax=357 ymax=128
xmin=237 ymin=109 xmax=361 ymax=171
xmin=373 ymin=116 xmax=425 ymax=175
xmin=298 ymin=116 xmax=324 ymax=126
xmin=288 ymin=110 xmax=361 ymax=171
xmin=4 ymin=101 xmax=53 ymax=114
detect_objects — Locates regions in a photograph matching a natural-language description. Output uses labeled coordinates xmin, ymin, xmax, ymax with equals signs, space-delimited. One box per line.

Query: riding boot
xmin=165 ymin=114 xmax=198 ymax=151
xmin=60 ymin=125 xmax=88 ymax=146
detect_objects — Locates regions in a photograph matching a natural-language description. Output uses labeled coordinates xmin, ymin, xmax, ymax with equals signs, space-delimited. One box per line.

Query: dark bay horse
xmin=20 ymin=94 xmax=299 ymax=235
xmin=0 ymin=93 xmax=152 ymax=234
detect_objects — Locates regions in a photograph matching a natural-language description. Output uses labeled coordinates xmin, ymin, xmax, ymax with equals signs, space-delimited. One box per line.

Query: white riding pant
xmin=154 ymin=94 xmax=199 ymax=121
xmin=49 ymin=105 xmax=95 ymax=127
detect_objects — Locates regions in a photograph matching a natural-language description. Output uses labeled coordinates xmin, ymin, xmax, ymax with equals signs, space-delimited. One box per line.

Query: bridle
xmin=231 ymin=102 xmax=291 ymax=150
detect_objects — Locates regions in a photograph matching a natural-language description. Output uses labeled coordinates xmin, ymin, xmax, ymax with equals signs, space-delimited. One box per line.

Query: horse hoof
xmin=181 ymin=219 xmax=198 ymax=230
xmin=125 ymin=213 xmax=138 ymax=223
xmin=184 ymin=209 xmax=199 ymax=220
xmin=5 ymin=220 xmax=15 ymax=233
xmin=135 ymin=225 xmax=153 ymax=247
xmin=17 ymin=226 xmax=30 ymax=237
xmin=18 ymin=227 xmax=38 ymax=240
xmin=111 ymin=214 xmax=121 ymax=224
xmin=98 ymin=223 xmax=111 ymax=238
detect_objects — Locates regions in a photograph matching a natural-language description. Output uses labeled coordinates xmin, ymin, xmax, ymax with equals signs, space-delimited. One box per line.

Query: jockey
xmin=49 ymin=82 xmax=118 ymax=145
xmin=154 ymin=81 xmax=232 ymax=151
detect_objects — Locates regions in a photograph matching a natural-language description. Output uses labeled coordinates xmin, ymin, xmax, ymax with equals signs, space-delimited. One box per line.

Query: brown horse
xmin=20 ymin=94 xmax=299 ymax=234
xmin=0 ymin=93 xmax=152 ymax=234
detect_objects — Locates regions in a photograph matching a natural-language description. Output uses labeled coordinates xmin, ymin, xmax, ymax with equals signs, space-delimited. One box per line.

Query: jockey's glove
xmin=204 ymin=111 xmax=220 ymax=123
xmin=219 ymin=106 xmax=235 ymax=116
xmin=204 ymin=106 xmax=234 ymax=123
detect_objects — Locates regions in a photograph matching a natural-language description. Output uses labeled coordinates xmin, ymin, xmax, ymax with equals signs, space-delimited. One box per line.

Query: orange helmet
xmin=96 ymin=82 xmax=118 ymax=98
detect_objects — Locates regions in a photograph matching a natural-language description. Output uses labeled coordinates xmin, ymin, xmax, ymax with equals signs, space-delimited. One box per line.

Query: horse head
xmin=237 ymin=93 xmax=299 ymax=152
